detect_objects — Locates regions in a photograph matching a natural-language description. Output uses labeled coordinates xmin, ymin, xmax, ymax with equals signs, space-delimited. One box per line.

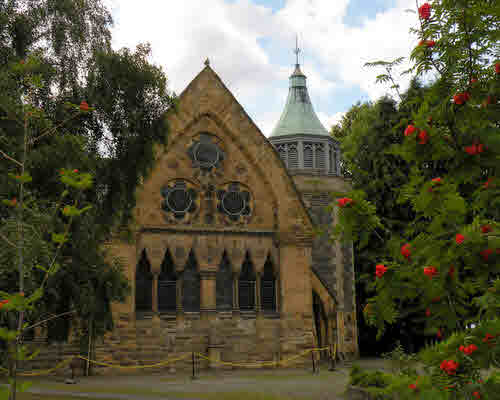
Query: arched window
xmin=329 ymin=145 xmax=335 ymax=173
xmin=261 ymin=255 xmax=276 ymax=312
xmin=239 ymin=251 xmax=256 ymax=311
xmin=182 ymin=250 xmax=200 ymax=312
xmin=304 ymin=143 xmax=313 ymax=168
xmin=288 ymin=144 xmax=298 ymax=169
xmin=135 ymin=249 xmax=153 ymax=312
xmin=158 ymin=249 xmax=177 ymax=312
xmin=315 ymin=143 xmax=325 ymax=169
xmin=216 ymin=251 xmax=233 ymax=311
xmin=278 ymin=145 xmax=287 ymax=166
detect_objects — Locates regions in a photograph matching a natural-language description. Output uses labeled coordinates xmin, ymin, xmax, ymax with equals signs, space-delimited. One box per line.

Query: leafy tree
xmin=333 ymin=0 xmax=499 ymax=397
xmin=1 ymin=0 xmax=175 ymax=350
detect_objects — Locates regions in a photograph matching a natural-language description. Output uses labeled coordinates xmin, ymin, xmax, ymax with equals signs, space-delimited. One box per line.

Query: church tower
xmin=268 ymin=40 xmax=358 ymax=358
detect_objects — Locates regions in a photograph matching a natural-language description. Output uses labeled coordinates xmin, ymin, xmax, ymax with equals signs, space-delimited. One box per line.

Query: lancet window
xmin=182 ymin=250 xmax=201 ymax=312
xmin=238 ymin=251 xmax=256 ymax=311
xmin=158 ymin=249 xmax=177 ymax=312
xmin=260 ymin=255 xmax=276 ymax=312
xmin=135 ymin=249 xmax=153 ymax=312
xmin=216 ymin=251 xmax=233 ymax=311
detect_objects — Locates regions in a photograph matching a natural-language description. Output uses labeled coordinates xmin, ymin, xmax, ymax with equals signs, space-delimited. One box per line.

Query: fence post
xmin=311 ymin=350 xmax=316 ymax=374
xmin=191 ymin=352 xmax=196 ymax=380
xmin=328 ymin=344 xmax=336 ymax=371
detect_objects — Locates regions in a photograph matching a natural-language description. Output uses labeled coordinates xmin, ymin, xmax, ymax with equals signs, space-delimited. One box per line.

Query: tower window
xmin=288 ymin=143 xmax=298 ymax=169
xmin=315 ymin=143 xmax=325 ymax=169
xmin=304 ymin=143 xmax=313 ymax=168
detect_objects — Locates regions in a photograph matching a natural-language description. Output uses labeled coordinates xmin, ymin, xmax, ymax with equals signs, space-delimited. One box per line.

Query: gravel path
xmin=7 ymin=358 xmax=391 ymax=400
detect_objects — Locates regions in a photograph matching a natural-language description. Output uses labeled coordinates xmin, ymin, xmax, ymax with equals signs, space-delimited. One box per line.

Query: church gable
xmin=134 ymin=64 xmax=313 ymax=239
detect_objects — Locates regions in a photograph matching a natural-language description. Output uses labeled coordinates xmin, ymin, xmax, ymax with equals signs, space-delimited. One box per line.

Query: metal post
xmin=192 ymin=352 xmax=195 ymax=380
xmin=311 ymin=350 xmax=316 ymax=374
xmin=328 ymin=344 xmax=336 ymax=371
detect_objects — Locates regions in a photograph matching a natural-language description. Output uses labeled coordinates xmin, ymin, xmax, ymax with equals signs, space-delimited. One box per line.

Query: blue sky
xmin=107 ymin=0 xmax=419 ymax=135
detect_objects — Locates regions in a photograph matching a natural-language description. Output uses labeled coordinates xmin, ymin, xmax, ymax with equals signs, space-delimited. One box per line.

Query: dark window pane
xmin=182 ymin=252 xmax=200 ymax=312
xmin=239 ymin=281 xmax=255 ymax=310
xmin=136 ymin=250 xmax=153 ymax=312
xmin=261 ymin=280 xmax=276 ymax=311
xmin=216 ymin=252 xmax=233 ymax=311
xmin=158 ymin=281 xmax=177 ymax=312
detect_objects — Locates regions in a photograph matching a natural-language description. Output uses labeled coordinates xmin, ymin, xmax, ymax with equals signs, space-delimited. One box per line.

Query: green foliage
xmin=335 ymin=1 xmax=499 ymax=398
xmin=381 ymin=341 xmax=418 ymax=375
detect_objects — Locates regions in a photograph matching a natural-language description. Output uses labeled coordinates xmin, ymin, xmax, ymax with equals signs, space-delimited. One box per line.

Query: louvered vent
xmin=329 ymin=146 xmax=335 ymax=173
xmin=304 ymin=144 xmax=313 ymax=168
xmin=315 ymin=144 xmax=325 ymax=169
xmin=288 ymin=144 xmax=298 ymax=169
xmin=278 ymin=145 xmax=287 ymax=166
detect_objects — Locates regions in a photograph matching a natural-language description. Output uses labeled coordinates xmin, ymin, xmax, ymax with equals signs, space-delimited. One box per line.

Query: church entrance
xmin=312 ymin=291 xmax=329 ymax=360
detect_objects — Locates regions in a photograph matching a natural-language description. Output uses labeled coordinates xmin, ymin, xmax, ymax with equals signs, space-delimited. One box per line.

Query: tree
xmin=331 ymin=86 xmax=428 ymax=354
xmin=1 ymin=0 xmax=174 ymax=355
xmin=333 ymin=0 xmax=499 ymax=397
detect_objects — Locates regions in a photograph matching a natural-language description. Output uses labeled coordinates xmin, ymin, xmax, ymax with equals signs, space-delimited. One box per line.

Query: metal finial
xmin=204 ymin=58 xmax=210 ymax=66
xmin=293 ymin=34 xmax=301 ymax=65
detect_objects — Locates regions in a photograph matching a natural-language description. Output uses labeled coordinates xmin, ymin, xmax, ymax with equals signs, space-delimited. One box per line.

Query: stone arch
xmin=135 ymin=249 xmax=153 ymax=313
xmin=238 ymin=250 xmax=256 ymax=311
xmin=312 ymin=290 xmax=329 ymax=360
xmin=158 ymin=248 xmax=177 ymax=312
xmin=260 ymin=253 xmax=277 ymax=312
xmin=216 ymin=250 xmax=233 ymax=311
xmin=182 ymin=249 xmax=201 ymax=312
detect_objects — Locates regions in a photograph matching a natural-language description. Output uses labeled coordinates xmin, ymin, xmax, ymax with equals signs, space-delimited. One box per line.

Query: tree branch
xmin=0 ymin=148 xmax=23 ymax=167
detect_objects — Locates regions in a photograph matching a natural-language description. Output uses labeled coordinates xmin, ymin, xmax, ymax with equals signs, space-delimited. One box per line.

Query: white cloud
xmin=277 ymin=0 xmax=419 ymax=101
xmin=317 ymin=111 xmax=346 ymax=132
xmin=107 ymin=0 xmax=422 ymax=136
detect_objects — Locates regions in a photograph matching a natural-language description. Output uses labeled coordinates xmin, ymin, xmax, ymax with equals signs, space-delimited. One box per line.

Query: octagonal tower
xmin=268 ymin=48 xmax=358 ymax=358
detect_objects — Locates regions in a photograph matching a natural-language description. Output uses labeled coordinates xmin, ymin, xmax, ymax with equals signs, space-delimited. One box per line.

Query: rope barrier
xmin=75 ymin=353 xmax=192 ymax=370
xmin=0 ymin=357 xmax=75 ymax=377
xmin=0 ymin=346 xmax=334 ymax=376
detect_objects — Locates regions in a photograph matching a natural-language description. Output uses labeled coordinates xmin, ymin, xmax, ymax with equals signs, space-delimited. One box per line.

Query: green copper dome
xmin=270 ymin=64 xmax=329 ymax=137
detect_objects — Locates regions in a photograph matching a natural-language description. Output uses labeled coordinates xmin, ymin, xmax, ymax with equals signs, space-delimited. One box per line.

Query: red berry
xmin=418 ymin=3 xmax=431 ymax=20
xmin=481 ymin=225 xmax=492 ymax=233
xmin=79 ymin=101 xmax=89 ymax=112
xmin=404 ymin=124 xmax=416 ymax=137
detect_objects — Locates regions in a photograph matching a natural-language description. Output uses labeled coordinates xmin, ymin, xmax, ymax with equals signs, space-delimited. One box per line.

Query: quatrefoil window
xmin=187 ymin=133 xmax=225 ymax=171
xmin=217 ymin=183 xmax=251 ymax=221
xmin=161 ymin=181 xmax=197 ymax=219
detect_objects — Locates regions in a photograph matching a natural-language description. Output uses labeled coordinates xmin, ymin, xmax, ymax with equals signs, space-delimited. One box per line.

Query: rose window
xmin=217 ymin=183 xmax=251 ymax=221
xmin=161 ymin=181 xmax=197 ymax=220
xmin=187 ymin=133 xmax=224 ymax=171
xmin=193 ymin=142 xmax=220 ymax=168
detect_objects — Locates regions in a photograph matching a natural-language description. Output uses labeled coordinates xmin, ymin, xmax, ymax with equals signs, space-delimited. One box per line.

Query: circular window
xmin=222 ymin=191 xmax=245 ymax=216
xmin=166 ymin=188 xmax=193 ymax=213
xmin=194 ymin=142 xmax=219 ymax=168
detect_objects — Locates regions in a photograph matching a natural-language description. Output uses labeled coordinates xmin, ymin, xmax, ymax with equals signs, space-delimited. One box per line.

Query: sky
xmin=104 ymin=0 xmax=421 ymax=137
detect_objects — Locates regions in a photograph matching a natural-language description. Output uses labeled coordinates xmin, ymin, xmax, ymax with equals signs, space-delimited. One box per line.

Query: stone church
xmin=88 ymin=55 xmax=358 ymax=372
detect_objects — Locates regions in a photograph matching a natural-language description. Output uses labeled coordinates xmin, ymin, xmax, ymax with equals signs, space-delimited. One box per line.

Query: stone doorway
xmin=312 ymin=291 xmax=329 ymax=360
